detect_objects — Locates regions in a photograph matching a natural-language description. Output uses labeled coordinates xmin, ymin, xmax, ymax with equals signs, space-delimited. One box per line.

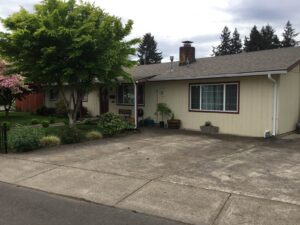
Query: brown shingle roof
xmin=128 ymin=47 xmax=300 ymax=81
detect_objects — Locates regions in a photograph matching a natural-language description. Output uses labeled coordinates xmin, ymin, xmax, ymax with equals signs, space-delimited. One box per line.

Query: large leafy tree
xmin=230 ymin=28 xmax=242 ymax=54
xmin=260 ymin=25 xmax=280 ymax=50
xmin=137 ymin=33 xmax=163 ymax=65
xmin=244 ymin=25 xmax=263 ymax=52
xmin=282 ymin=21 xmax=299 ymax=47
xmin=212 ymin=26 xmax=232 ymax=56
xmin=0 ymin=0 xmax=139 ymax=125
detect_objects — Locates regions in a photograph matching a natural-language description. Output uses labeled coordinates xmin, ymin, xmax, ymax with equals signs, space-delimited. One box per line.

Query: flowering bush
xmin=0 ymin=74 xmax=30 ymax=116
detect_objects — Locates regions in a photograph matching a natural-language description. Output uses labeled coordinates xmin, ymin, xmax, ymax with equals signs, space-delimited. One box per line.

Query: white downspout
xmin=134 ymin=81 xmax=138 ymax=129
xmin=267 ymin=74 xmax=278 ymax=136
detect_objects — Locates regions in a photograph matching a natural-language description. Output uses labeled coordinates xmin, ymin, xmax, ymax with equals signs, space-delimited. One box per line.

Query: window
xmin=190 ymin=83 xmax=239 ymax=112
xmin=117 ymin=84 xmax=144 ymax=105
xmin=49 ymin=89 xmax=59 ymax=101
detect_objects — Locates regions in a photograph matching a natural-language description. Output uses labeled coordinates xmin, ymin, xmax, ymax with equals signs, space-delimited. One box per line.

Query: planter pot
xmin=296 ymin=122 xmax=300 ymax=134
xmin=200 ymin=125 xmax=219 ymax=134
xmin=159 ymin=121 xmax=165 ymax=128
xmin=167 ymin=119 xmax=181 ymax=129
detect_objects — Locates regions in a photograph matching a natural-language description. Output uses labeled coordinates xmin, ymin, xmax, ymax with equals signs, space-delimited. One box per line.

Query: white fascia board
xmin=149 ymin=70 xmax=287 ymax=82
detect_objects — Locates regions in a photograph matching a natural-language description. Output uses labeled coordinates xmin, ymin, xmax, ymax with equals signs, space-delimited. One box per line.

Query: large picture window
xmin=190 ymin=82 xmax=239 ymax=112
xmin=117 ymin=84 xmax=145 ymax=105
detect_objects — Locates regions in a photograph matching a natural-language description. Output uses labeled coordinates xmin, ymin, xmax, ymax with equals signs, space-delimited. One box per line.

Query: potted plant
xmin=200 ymin=121 xmax=219 ymax=134
xmin=155 ymin=103 xmax=172 ymax=128
xmin=167 ymin=113 xmax=181 ymax=129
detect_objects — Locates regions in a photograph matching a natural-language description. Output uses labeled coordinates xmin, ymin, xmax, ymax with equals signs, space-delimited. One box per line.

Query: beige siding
xmin=110 ymin=76 xmax=274 ymax=137
xmin=44 ymin=88 xmax=100 ymax=117
xmin=277 ymin=65 xmax=300 ymax=134
xmin=82 ymin=89 xmax=100 ymax=117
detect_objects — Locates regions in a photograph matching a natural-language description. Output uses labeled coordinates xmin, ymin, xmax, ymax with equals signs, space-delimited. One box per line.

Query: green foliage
xmin=1 ymin=121 xmax=11 ymax=130
xmin=36 ymin=106 xmax=56 ymax=116
xmin=40 ymin=135 xmax=61 ymax=147
xmin=55 ymin=100 xmax=68 ymax=117
xmin=0 ymin=0 xmax=139 ymax=125
xmin=213 ymin=26 xmax=232 ymax=56
xmin=49 ymin=117 xmax=56 ymax=124
xmin=8 ymin=126 xmax=45 ymax=152
xmin=31 ymin=119 xmax=40 ymax=125
xmin=61 ymin=126 xmax=82 ymax=144
xmin=86 ymin=130 xmax=103 ymax=140
xmin=155 ymin=103 xmax=172 ymax=121
xmin=260 ymin=25 xmax=280 ymax=50
xmin=84 ymin=119 xmax=98 ymax=125
xmin=213 ymin=27 xmax=242 ymax=56
xmin=97 ymin=112 xmax=126 ymax=136
xmin=42 ymin=120 xmax=50 ymax=128
xmin=282 ymin=21 xmax=299 ymax=47
xmin=230 ymin=28 xmax=242 ymax=54
xmin=137 ymin=33 xmax=163 ymax=65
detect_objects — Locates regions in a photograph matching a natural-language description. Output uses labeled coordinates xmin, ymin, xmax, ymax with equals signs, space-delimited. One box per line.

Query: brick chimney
xmin=179 ymin=41 xmax=196 ymax=66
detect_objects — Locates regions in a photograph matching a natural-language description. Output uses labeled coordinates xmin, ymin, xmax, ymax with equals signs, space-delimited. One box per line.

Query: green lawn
xmin=0 ymin=112 xmax=67 ymax=127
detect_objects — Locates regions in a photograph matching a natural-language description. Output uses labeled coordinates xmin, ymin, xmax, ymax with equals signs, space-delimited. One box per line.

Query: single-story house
xmin=44 ymin=42 xmax=300 ymax=137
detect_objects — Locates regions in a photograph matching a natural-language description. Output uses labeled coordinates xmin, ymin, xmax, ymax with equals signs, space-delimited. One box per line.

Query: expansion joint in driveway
xmin=15 ymin=167 xmax=58 ymax=184
xmin=114 ymin=179 xmax=153 ymax=206
xmin=211 ymin=193 xmax=232 ymax=225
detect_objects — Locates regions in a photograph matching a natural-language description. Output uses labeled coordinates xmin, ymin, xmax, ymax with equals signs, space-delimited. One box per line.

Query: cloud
xmin=0 ymin=0 xmax=37 ymax=18
xmin=228 ymin=0 xmax=300 ymax=22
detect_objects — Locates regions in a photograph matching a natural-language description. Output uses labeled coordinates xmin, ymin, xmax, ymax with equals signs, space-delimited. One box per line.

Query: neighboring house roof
xmin=128 ymin=47 xmax=300 ymax=82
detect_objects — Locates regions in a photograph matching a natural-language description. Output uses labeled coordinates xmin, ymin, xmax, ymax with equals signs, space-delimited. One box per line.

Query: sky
xmin=0 ymin=0 xmax=300 ymax=62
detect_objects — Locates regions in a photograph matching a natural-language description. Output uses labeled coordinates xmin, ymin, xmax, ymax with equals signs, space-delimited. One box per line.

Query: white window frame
xmin=189 ymin=82 xmax=239 ymax=113
xmin=117 ymin=84 xmax=145 ymax=106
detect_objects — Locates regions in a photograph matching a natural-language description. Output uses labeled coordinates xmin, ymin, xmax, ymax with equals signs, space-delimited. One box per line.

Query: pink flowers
xmin=0 ymin=75 xmax=29 ymax=94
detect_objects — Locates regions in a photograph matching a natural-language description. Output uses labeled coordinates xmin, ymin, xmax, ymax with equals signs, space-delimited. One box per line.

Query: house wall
xmin=277 ymin=65 xmax=300 ymax=134
xmin=110 ymin=76 xmax=275 ymax=137
xmin=44 ymin=88 xmax=100 ymax=117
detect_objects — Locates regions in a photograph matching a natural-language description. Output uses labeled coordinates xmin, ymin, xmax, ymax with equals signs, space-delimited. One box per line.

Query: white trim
xmin=150 ymin=70 xmax=287 ymax=82
xmin=134 ymin=82 xmax=138 ymax=129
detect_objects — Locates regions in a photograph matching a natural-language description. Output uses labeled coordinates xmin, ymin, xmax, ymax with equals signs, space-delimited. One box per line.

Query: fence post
xmin=3 ymin=123 xmax=7 ymax=154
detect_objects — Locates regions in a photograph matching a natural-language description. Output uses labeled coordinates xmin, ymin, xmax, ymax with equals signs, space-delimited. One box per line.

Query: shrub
xmin=42 ymin=120 xmax=50 ymax=128
xmin=49 ymin=117 xmax=55 ymax=124
xmin=36 ymin=106 xmax=56 ymax=116
xmin=40 ymin=135 xmax=61 ymax=147
xmin=60 ymin=126 xmax=82 ymax=144
xmin=97 ymin=112 xmax=126 ymax=136
xmin=1 ymin=121 xmax=11 ymax=130
xmin=8 ymin=126 xmax=45 ymax=152
xmin=55 ymin=100 xmax=68 ymax=117
xmin=86 ymin=131 xmax=103 ymax=140
xmin=31 ymin=119 xmax=40 ymax=125
xmin=84 ymin=119 xmax=98 ymax=125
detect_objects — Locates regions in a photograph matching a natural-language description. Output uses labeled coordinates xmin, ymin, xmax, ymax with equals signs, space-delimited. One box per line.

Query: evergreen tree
xmin=230 ymin=28 xmax=242 ymax=54
xmin=282 ymin=21 xmax=299 ymax=47
xmin=137 ymin=33 xmax=163 ymax=65
xmin=260 ymin=25 xmax=280 ymax=50
xmin=212 ymin=26 xmax=232 ymax=56
xmin=244 ymin=26 xmax=263 ymax=52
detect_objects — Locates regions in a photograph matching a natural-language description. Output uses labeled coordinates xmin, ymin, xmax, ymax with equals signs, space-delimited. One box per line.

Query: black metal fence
xmin=0 ymin=124 xmax=8 ymax=154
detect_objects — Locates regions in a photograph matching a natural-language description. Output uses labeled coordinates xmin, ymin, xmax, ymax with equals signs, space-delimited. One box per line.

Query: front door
xmin=100 ymin=87 xmax=109 ymax=114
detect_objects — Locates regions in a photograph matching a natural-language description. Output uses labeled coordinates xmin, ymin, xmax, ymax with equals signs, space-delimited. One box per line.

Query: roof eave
xmin=148 ymin=70 xmax=287 ymax=82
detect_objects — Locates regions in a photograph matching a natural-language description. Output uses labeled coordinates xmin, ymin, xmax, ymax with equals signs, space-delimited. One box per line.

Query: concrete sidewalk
xmin=0 ymin=129 xmax=299 ymax=225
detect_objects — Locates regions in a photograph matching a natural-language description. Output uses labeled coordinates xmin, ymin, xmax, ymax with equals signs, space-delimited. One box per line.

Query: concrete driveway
xmin=0 ymin=128 xmax=299 ymax=225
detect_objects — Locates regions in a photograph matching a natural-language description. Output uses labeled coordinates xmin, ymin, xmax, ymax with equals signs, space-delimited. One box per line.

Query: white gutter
xmin=134 ymin=81 xmax=138 ymax=129
xmin=267 ymin=73 xmax=278 ymax=136
xmin=148 ymin=70 xmax=287 ymax=82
